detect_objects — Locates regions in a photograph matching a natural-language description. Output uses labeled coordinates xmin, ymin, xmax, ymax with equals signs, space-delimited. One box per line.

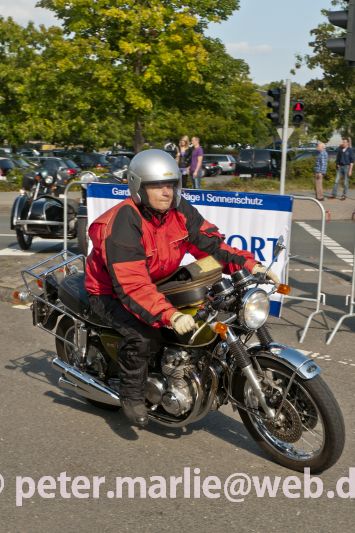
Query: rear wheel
xmin=233 ymin=356 xmax=345 ymax=473
xmin=16 ymin=229 xmax=33 ymax=250
xmin=55 ymin=315 xmax=119 ymax=410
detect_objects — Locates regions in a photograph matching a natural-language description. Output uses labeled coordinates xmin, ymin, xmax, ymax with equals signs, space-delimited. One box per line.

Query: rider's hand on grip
xmin=170 ymin=312 xmax=197 ymax=335
xmin=252 ymin=264 xmax=280 ymax=285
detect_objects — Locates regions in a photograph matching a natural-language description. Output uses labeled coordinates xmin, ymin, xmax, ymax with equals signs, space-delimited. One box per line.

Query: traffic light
xmin=326 ymin=0 xmax=355 ymax=65
xmin=292 ymin=100 xmax=304 ymax=126
xmin=266 ymin=88 xmax=282 ymax=125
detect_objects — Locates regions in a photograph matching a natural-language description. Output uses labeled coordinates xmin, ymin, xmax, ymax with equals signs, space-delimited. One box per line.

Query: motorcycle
xmin=20 ymin=237 xmax=345 ymax=473
xmin=10 ymin=169 xmax=81 ymax=251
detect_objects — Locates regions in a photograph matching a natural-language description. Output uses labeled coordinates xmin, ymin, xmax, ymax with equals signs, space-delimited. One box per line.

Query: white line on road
xmin=296 ymin=221 xmax=354 ymax=266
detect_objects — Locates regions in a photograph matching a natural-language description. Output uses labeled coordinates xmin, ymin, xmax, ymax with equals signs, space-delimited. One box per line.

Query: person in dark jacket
xmin=85 ymin=149 xmax=279 ymax=427
xmin=331 ymin=138 xmax=354 ymax=200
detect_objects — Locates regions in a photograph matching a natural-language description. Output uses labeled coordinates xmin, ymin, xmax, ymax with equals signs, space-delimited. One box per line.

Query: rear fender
xmin=247 ymin=342 xmax=321 ymax=380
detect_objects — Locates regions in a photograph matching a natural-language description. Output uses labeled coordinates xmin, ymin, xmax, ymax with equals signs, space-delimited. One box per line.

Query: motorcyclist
xmin=85 ymin=149 xmax=279 ymax=427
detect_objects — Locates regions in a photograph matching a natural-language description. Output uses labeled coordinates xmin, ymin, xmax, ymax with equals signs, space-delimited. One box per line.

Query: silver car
xmin=203 ymin=154 xmax=236 ymax=174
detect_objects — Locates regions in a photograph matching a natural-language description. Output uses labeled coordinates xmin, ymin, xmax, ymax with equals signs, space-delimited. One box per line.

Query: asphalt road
xmin=0 ymin=279 xmax=354 ymax=532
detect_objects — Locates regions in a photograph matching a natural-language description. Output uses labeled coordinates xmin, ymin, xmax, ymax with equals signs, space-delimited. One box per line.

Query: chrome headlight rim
xmin=44 ymin=175 xmax=54 ymax=185
xmin=239 ymin=288 xmax=270 ymax=330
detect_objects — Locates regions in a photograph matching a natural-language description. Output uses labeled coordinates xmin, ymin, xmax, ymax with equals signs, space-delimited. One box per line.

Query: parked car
xmin=108 ymin=150 xmax=135 ymax=160
xmin=0 ymin=156 xmax=38 ymax=182
xmin=235 ymin=149 xmax=288 ymax=178
xmin=71 ymin=152 xmax=110 ymax=170
xmin=107 ymin=155 xmax=131 ymax=179
xmin=203 ymin=154 xmax=236 ymax=174
xmin=201 ymin=158 xmax=223 ymax=177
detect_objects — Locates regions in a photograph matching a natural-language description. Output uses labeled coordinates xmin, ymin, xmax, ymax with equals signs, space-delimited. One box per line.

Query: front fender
xmin=10 ymin=195 xmax=30 ymax=229
xmin=247 ymin=342 xmax=321 ymax=380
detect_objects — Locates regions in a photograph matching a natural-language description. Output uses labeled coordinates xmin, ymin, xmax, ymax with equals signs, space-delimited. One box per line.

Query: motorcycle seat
xmin=58 ymin=272 xmax=109 ymax=327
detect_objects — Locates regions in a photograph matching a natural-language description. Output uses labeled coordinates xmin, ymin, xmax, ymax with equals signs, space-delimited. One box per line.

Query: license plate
xmin=240 ymin=174 xmax=252 ymax=178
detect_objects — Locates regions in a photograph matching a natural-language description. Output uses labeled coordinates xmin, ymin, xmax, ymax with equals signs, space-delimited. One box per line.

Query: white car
xmin=203 ymin=154 xmax=236 ymax=174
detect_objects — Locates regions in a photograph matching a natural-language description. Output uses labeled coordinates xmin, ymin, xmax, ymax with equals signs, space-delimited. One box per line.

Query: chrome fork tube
xmin=242 ymin=365 xmax=275 ymax=419
xmin=226 ymin=327 xmax=276 ymax=420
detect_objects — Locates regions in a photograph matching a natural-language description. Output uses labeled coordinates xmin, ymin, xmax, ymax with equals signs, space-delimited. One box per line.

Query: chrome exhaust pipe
xmin=52 ymin=357 xmax=121 ymax=406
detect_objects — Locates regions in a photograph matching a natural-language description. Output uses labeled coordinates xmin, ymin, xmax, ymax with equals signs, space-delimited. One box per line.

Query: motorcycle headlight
xmin=45 ymin=176 xmax=54 ymax=184
xmin=239 ymin=288 xmax=270 ymax=330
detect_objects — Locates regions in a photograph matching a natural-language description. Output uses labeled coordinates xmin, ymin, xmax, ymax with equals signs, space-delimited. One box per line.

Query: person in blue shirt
xmin=331 ymin=138 xmax=354 ymax=200
xmin=314 ymin=142 xmax=328 ymax=201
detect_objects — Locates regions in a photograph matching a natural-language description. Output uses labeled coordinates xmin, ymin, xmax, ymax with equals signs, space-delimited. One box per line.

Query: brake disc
xmin=264 ymin=400 xmax=303 ymax=443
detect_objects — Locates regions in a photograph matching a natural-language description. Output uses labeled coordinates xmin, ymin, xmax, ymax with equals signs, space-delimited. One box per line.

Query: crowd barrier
xmin=283 ymin=196 xmax=329 ymax=343
xmin=61 ymin=183 xmax=342 ymax=344
xmin=326 ymin=242 xmax=355 ymax=344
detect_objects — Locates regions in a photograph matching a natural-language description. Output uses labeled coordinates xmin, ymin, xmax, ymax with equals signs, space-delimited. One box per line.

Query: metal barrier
xmin=326 ymin=242 xmax=355 ymax=344
xmin=62 ymin=178 xmax=89 ymax=255
xmin=283 ymin=196 xmax=329 ymax=343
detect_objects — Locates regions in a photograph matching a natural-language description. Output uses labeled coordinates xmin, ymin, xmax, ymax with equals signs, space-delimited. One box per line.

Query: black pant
xmin=89 ymin=295 xmax=162 ymax=402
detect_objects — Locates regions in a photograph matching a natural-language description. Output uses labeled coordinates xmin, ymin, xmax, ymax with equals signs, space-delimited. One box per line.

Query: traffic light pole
xmin=280 ymin=79 xmax=291 ymax=195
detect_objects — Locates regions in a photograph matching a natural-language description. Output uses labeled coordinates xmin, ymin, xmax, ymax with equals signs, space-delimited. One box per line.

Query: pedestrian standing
xmin=314 ymin=142 xmax=328 ymax=201
xmin=175 ymin=135 xmax=192 ymax=188
xmin=331 ymin=138 xmax=354 ymax=200
xmin=189 ymin=136 xmax=204 ymax=189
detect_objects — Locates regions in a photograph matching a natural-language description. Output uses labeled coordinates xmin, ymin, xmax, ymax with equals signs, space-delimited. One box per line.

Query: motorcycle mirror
xmin=263 ymin=236 xmax=286 ymax=281
xmin=273 ymin=236 xmax=285 ymax=260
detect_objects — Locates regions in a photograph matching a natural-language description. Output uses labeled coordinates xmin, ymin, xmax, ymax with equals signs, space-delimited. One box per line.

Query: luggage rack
xmin=21 ymin=251 xmax=87 ymax=351
xmin=21 ymin=250 xmax=85 ymax=297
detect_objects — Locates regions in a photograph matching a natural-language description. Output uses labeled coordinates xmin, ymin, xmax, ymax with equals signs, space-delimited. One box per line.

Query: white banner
xmin=87 ymin=184 xmax=294 ymax=316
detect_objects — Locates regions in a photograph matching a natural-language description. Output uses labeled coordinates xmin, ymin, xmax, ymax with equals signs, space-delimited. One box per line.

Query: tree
xmin=38 ymin=0 xmax=240 ymax=151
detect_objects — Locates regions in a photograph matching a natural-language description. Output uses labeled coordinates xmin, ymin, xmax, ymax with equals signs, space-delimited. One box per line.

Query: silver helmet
xmin=127 ymin=149 xmax=182 ymax=207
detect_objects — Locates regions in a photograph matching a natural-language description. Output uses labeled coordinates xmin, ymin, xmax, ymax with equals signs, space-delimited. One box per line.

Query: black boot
xmin=121 ymin=399 xmax=148 ymax=427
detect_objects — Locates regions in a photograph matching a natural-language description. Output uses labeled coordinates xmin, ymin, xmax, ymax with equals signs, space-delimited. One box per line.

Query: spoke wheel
xmin=233 ymin=355 xmax=345 ymax=473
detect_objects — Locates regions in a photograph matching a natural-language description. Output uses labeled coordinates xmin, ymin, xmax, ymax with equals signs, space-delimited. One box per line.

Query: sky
xmin=0 ymin=0 xmax=334 ymax=86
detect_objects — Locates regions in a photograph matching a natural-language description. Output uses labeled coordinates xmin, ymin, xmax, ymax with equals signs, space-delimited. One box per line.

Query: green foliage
xmin=0 ymin=1 xmax=268 ymax=151
xmin=286 ymin=157 xmax=336 ymax=185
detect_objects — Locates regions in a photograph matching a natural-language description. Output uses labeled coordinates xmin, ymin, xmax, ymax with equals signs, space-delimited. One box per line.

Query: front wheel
xmin=233 ymin=356 xmax=345 ymax=473
xmin=16 ymin=228 xmax=33 ymax=250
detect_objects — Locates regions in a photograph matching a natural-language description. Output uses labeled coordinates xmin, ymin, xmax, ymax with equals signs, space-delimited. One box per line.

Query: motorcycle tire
xmin=16 ymin=229 xmax=33 ymax=250
xmin=77 ymin=217 xmax=88 ymax=256
xmin=233 ymin=355 xmax=345 ymax=473
xmin=55 ymin=315 xmax=119 ymax=411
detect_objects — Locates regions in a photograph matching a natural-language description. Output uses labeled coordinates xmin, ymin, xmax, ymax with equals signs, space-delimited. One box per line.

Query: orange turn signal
xmin=36 ymin=279 xmax=43 ymax=288
xmin=277 ymin=284 xmax=291 ymax=295
xmin=212 ymin=322 xmax=228 ymax=339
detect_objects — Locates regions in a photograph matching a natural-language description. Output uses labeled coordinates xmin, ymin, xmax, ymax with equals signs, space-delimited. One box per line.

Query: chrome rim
xmin=244 ymin=366 xmax=325 ymax=461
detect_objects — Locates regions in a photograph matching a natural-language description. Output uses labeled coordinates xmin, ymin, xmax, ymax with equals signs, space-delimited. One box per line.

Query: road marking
xmin=0 ymin=247 xmax=35 ymax=256
xmin=296 ymin=222 xmax=354 ymax=266
xmin=0 ymin=238 xmax=64 ymax=256
xmin=0 ymin=234 xmax=15 ymax=237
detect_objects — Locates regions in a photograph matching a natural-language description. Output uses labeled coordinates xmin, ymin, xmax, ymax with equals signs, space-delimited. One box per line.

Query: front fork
xmin=226 ymin=327 xmax=276 ymax=420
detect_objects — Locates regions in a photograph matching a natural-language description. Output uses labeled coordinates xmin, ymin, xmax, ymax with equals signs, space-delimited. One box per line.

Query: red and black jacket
xmin=85 ymin=197 xmax=258 ymax=327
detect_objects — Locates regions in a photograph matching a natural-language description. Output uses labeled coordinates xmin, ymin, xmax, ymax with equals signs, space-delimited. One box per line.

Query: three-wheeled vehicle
xmin=10 ymin=169 xmax=81 ymax=251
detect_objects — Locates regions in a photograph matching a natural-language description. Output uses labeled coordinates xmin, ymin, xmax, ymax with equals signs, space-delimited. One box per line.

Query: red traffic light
xmin=293 ymin=101 xmax=304 ymax=112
